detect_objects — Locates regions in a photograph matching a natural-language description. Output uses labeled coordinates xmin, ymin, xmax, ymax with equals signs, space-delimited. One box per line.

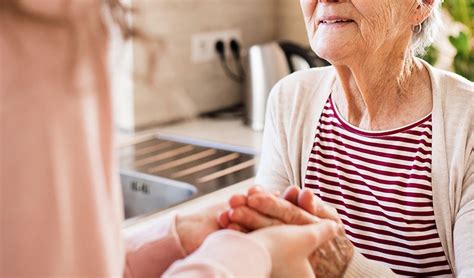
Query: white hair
xmin=412 ymin=0 xmax=443 ymax=56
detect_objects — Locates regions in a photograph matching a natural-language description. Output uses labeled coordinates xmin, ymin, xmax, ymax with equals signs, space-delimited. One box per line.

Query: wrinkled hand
xmin=176 ymin=201 xmax=228 ymax=254
xmin=293 ymin=187 xmax=354 ymax=277
xmin=219 ymin=186 xmax=354 ymax=277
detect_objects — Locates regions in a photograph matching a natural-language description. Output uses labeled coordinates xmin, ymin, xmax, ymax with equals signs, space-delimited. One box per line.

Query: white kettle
xmin=244 ymin=41 xmax=328 ymax=131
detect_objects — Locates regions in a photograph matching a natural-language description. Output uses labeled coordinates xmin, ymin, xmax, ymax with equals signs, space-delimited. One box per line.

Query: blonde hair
xmin=0 ymin=0 xmax=162 ymax=87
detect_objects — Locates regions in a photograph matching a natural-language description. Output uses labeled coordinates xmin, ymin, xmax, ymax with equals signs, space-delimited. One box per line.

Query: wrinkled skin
xmin=219 ymin=186 xmax=355 ymax=277
xmin=300 ymin=0 xmax=435 ymax=132
xmin=300 ymin=0 xmax=432 ymax=65
xmin=175 ymin=196 xmax=344 ymax=278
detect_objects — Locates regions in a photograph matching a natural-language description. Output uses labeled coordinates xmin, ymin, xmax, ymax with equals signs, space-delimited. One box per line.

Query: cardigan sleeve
xmin=343 ymin=251 xmax=397 ymax=277
xmin=453 ymin=128 xmax=474 ymax=277
xmin=255 ymin=82 xmax=292 ymax=193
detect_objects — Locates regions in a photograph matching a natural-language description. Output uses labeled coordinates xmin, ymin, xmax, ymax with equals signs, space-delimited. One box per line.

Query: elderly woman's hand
xmin=219 ymin=186 xmax=354 ymax=277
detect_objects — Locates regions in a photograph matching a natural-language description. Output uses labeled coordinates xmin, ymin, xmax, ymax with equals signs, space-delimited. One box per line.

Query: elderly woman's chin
xmin=311 ymin=38 xmax=353 ymax=66
xmin=312 ymin=43 xmax=350 ymax=65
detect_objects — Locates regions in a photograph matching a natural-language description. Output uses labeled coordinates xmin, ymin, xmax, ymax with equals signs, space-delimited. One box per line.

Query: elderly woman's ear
xmin=412 ymin=0 xmax=436 ymax=26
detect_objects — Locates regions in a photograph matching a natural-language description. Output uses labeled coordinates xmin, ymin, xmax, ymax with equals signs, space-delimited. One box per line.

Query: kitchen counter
xmin=118 ymin=118 xmax=262 ymax=150
xmin=121 ymin=117 xmax=263 ymax=228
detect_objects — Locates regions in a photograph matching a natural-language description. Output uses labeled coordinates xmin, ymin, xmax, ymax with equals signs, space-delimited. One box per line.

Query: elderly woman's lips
xmin=318 ymin=19 xmax=354 ymax=29
xmin=319 ymin=19 xmax=354 ymax=24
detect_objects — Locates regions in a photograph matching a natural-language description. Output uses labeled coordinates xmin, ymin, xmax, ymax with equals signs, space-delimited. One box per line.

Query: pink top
xmin=304 ymin=96 xmax=452 ymax=276
xmin=0 ymin=4 xmax=270 ymax=277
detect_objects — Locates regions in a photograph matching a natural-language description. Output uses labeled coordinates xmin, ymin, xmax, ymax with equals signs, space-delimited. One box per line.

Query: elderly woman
xmin=221 ymin=0 xmax=473 ymax=277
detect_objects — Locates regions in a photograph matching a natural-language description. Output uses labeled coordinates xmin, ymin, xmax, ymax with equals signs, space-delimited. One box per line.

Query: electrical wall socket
xmin=191 ymin=29 xmax=242 ymax=63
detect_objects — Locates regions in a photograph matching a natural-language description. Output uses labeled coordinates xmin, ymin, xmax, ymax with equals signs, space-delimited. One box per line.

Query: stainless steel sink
xmin=119 ymin=134 xmax=256 ymax=219
xmin=120 ymin=169 xmax=197 ymax=219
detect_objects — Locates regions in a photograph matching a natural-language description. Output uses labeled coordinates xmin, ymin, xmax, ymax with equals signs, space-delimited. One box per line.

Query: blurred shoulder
xmin=428 ymin=65 xmax=473 ymax=101
xmin=443 ymin=70 xmax=473 ymax=96
xmin=427 ymin=65 xmax=473 ymax=134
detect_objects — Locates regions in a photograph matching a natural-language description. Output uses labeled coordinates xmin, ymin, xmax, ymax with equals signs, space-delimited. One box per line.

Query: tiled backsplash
xmin=124 ymin=0 xmax=307 ymax=130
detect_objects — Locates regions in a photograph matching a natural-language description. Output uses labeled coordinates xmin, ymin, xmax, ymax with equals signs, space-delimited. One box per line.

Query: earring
xmin=412 ymin=23 xmax=422 ymax=34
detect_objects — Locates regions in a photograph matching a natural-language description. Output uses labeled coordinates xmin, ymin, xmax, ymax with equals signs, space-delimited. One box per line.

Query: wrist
xmin=175 ymin=213 xmax=194 ymax=255
xmin=337 ymin=235 xmax=355 ymax=276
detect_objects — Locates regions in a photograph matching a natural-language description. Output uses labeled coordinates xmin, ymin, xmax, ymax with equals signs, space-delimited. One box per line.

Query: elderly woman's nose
xmin=301 ymin=0 xmax=352 ymax=18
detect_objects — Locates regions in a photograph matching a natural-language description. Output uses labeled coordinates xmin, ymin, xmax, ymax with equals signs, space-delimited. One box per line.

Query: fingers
xmin=283 ymin=185 xmax=300 ymax=205
xmin=248 ymin=186 xmax=262 ymax=196
xmin=250 ymin=220 xmax=341 ymax=258
xmin=229 ymin=206 xmax=283 ymax=231
xmin=298 ymin=189 xmax=340 ymax=222
xmin=227 ymin=223 xmax=249 ymax=233
xmin=218 ymin=210 xmax=230 ymax=228
xmin=229 ymin=194 xmax=247 ymax=208
xmin=248 ymin=192 xmax=319 ymax=225
xmin=248 ymin=185 xmax=280 ymax=197
xmin=219 ymin=210 xmax=249 ymax=232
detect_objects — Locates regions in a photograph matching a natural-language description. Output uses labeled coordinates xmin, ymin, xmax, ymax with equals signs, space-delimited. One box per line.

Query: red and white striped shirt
xmin=304 ymin=96 xmax=452 ymax=277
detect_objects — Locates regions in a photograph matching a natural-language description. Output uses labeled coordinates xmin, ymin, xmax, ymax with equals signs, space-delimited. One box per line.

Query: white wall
xmin=127 ymin=0 xmax=309 ymax=130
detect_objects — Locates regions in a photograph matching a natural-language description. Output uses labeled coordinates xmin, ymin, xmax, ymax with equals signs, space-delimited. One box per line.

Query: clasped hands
xmin=219 ymin=185 xmax=354 ymax=277
xmin=176 ymin=185 xmax=354 ymax=277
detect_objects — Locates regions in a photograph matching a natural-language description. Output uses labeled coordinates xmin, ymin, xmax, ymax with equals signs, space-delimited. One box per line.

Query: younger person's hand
xmin=175 ymin=201 xmax=228 ymax=254
xmin=249 ymin=220 xmax=341 ymax=278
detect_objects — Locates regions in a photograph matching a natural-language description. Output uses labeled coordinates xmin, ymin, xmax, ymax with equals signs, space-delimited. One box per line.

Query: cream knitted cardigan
xmin=255 ymin=60 xmax=473 ymax=277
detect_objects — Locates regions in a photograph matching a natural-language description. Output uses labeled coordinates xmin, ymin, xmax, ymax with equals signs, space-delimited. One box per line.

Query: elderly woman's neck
xmin=332 ymin=50 xmax=432 ymax=131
